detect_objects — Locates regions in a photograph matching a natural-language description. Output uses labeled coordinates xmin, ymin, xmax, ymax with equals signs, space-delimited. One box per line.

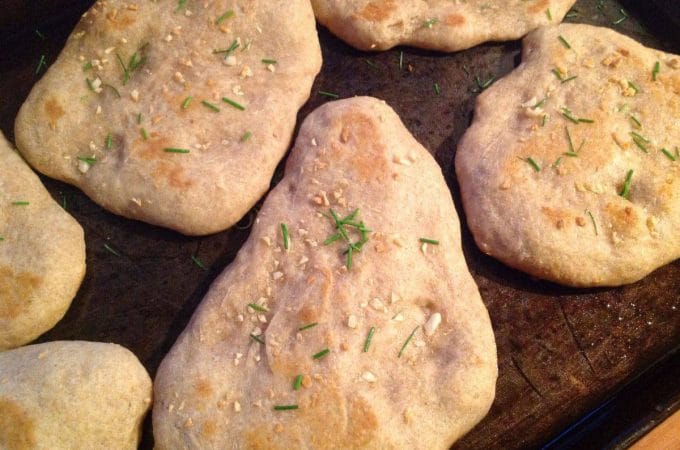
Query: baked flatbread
xmin=0 ymin=341 xmax=152 ymax=450
xmin=456 ymin=24 xmax=680 ymax=287
xmin=311 ymin=0 xmax=576 ymax=52
xmin=15 ymin=0 xmax=321 ymax=235
xmin=0 ymin=132 xmax=85 ymax=351
xmin=153 ymin=97 xmax=497 ymax=449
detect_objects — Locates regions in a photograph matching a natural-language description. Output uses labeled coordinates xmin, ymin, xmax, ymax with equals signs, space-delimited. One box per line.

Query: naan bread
xmin=456 ymin=24 xmax=680 ymax=287
xmin=0 ymin=341 xmax=152 ymax=450
xmin=311 ymin=0 xmax=576 ymax=52
xmin=153 ymin=97 xmax=497 ymax=449
xmin=15 ymin=0 xmax=321 ymax=235
xmin=0 ymin=132 xmax=85 ymax=351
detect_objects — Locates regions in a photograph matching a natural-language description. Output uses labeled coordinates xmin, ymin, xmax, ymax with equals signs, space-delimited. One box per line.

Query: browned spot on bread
xmin=332 ymin=112 xmax=387 ymax=182
xmin=445 ymin=14 xmax=466 ymax=27
xmin=346 ymin=396 xmax=379 ymax=445
xmin=0 ymin=398 xmax=36 ymax=450
xmin=194 ymin=379 xmax=213 ymax=399
xmin=44 ymin=98 xmax=64 ymax=130
xmin=0 ymin=266 xmax=42 ymax=319
xmin=541 ymin=206 xmax=572 ymax=229
xmin=152 ymin=160 xmax=194 ymax=189
xmin=201 ymin=420 xmax=217 ymax=439
xmin=528 ymin=0 xmax=549 ymax=14
xmin=106 ymin=9 xmax=136 ymax=29
xmin=606 ymin=203 xmax=639 ymax=234
xmin=356 ymin=0 xmax=396 ymax=22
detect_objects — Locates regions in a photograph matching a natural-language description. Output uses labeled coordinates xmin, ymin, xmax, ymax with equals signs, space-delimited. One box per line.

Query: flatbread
xmin=0 ymin=132 xmax=85 ymax=351
xmin=311 ymin=0 xmax=576 ymax=52
xmin=456 ymin=24 xmax=680 ymax=287
xmin=15 ymin=0 xmax=322 ymax=236
xmin=0 ymin=341 xmax=152 ymax=450
xmin=153 ymin=97 xmax=497 ymax=449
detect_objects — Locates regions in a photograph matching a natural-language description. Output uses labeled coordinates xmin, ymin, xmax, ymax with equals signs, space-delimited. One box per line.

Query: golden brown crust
xmin=456 ymin=24 xmax=680 ymax=287
xmin=15 ymin=0 xmax=322 ymax=235
xmin=0 ymin=133 xmax=86 ymax=350
xmin=312 ymin=0 xmax=576 ymax=52
xmin=153 ymin=97 xmax=497 ymax=449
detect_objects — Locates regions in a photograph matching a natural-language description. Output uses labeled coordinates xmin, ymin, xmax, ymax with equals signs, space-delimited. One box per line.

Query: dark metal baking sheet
xmin=1 ymin=1 xmax=678 ymax=448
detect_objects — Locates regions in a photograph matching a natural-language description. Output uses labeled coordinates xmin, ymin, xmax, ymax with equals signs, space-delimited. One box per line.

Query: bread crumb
xmin=233 ymin=401 xmax=241 ymax=412
xmin=347 ymin=314 xmax=358 ymax=329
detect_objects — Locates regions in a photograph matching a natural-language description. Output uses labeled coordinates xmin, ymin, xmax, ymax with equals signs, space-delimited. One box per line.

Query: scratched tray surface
xmin=0 ymin=1 xmax=679 ymax=449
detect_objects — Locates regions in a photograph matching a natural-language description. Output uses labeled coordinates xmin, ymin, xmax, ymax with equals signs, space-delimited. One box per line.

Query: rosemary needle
xmin=281 ymin=223 xmax=290 ymax=250
xmin=419 ymin=238 xmax=439 ymax=245
xmin=247 ymin=303 xmax=268 ymax=312
xmin=273 ymin=405 xmax=298 ymax=411
xmin=222 ymin=97 xmax=245 ymax=110
xmin=312 ymin=348 xmax=330 ymax=360
xmin=299 ymin=323 xmax=318 ymax=331
xmin=293 ymin=375 xmax=303 ymax=391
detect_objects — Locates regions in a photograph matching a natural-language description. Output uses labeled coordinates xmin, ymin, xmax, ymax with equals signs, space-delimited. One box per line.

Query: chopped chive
xmin=102 ymin=83 xmax=121 ymax=98
xmin=612 ymin=8 xmax=629 ymax=25
xmin=419 ymin=238 xmax=439 ymax=245
xmin=298 ymin=322 xmax=318 ymax=331
xmin=319 ymin=90 xmax=339 ymax=99
xmin=558 ymin=35 xmax=572 ymax=49
xmin=399 ymin=51 xmax=404 ymax=70
xmin=176 ymin=0 xmax=187 ymax=12
xmin=652 ymin=61 xmax=660 ymax=81
xmin=627 ymin=80 xmax=640 ymax=94
xmin=191 ymin=255 xmax=208 ymax=270
xmin=474 ymin=75 xmax=495 ymax=91
xmin=281 ymin=223 xmax=290 ymax=250
xmin=163 ymin=147 xmax=191 ymax=153
xmin=561 ymin=75 xmax=578 ymax=84
xmin=630 ymin=132 xmax=649 ymax=153
xmin=398 ymin=326 xmax=419 ymax=358
xmin=586 ymin=210 xmax=598 ymax=235
xmin=619 ymin=169 xmax=634 ymax=199
xmin=346 ymin=245 xmax=354 ymax=270
xmin=661 ymin=148 xmax=676 ymax=161
xmin=76 ymin=156 xmax=96 ymax=164
xmin=248 ymin=303 xmax=268 ymax=312
xmin=215 ymin=9 xmax=234 ymax=24
xmin=293 ymin=375 xmax=303 ymax=391
xmin=35 ymin=29 xmax=45 ymax=39
xmin=423 ymin=18 xmax=439 ymax=28
xmin=433 ymin=82 xmax=441 ymax=95
xmin=546 ymin=8 xmax=552 ymax=21
xmin=103 ymin=243 xmax=121 ymax=257
xmin=524 ymin=157 xmax=541 ymax=172
xmin=273 ymin=405 xmax=298 ymax=411
xmin=565 ymin=126 xmax=575 ymax=153
xmin=105 ymin=133 xmax=113 ymax=149
xmin=181 ymin=96 xmax=193 ymax=109
xmin=82 ymin=61 xmax=93 ymax=71
xmin=532 ymin=98 xmax=547 ymax=109
xmin=36 ymin=55 xmax=47 ymax=74
xmin=629 ymin=115 xmax=642 ymax=128
xmin=261 ymin=58 xmax=277 ymax=65
xmin=240 ymin=131 xmax=252 ymax=142
xmin=365 ymin=59 xmax=379 ymax=71
xmin=140 ymin=128 xmax=149 ymax=140
xmin=312 ymin=348 xmax=330 ymax=360
xmin=11 ymin=201 xmax=30 ymax=206
xmin=213 ymin=40 xmax=239 ymax=57
xmin=363 ymin=327 xmax=376 ymax=352
xmin=222 ymin=97 xmax=245 ymax=110
xmin=250 ymin=334 xmax=265 ymax=345
xmin=201 ymin=100 xmax=220 ymax=112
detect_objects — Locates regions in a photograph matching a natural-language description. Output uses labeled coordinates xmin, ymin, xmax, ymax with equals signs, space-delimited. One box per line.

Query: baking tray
xmin=1 ymin=1 xmax=678 ymax=448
